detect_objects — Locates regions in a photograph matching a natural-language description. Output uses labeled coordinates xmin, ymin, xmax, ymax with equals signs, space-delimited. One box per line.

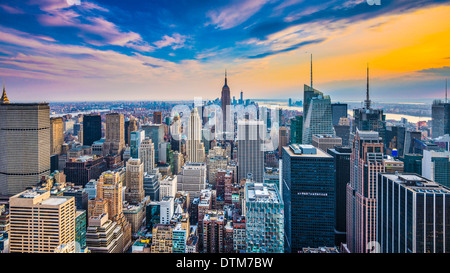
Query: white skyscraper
xmin=237 ymin=120 xmax=265 ymax=183
xmin=138 ymin=137 xmax=155 ymax=173
xmin=186 ymin=108 xmax=205 ymax=163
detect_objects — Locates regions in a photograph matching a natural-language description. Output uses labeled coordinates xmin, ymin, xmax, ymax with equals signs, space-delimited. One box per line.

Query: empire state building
xmin=221 ymin=70 xmax=231 ymax=134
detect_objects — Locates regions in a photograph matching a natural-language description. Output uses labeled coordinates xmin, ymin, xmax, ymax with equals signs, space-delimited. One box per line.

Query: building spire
xmin=224 ymin=69 xmax=228 ymax=86
xmin=1 ymin=79 xmax=10 ymax=104
xmin=446 ymin=78 xmax=448 ymax=103
xmin=310 ymin=54 xmax=313 ymax=89
xmin=364 ymin=64 xmax=371 ymax=109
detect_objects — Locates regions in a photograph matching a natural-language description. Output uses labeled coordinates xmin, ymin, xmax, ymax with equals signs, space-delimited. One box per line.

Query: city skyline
xmin=0 ymin=0 xmax=449 ymax=102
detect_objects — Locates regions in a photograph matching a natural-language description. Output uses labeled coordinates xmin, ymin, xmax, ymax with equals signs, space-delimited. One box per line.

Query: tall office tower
xmin=431 ymin=80 xmax=450 ymax=138
xmin=290 ymin=115 xmax=303 ymax=144
xmin=346 ymin=130 xmax=385 ymax=253
xmin=86 ymin=213 xmax=124 ymax=253
xmin=50 ymin=117 xmax=64 ymax=155
xmin=385 ymin=125 xmax=406 ymax=156
xmin=159 ymin=175 xmax=177 ymax=200
xmin=9 ymin=190 xmax=75 ymax=253
xmin=334 ymin=117 xmax=351 ymax=146
xmin=142 ymin=124 xmax=164 ymax=163
xmin=302 ymin=93 xmax=334 ymax=145
xmin=103 ymin=113 xmax=125 ymax=156
xmin=237 ymin=120 xmax=265 ymax=183
xmin=278 ymin=127 xmax=289 ymax=157
xmin=187 ymin=108 xmax=205 ymax=163
xmin=0 ymin=100 xmax=50 ymax=196
xmin=125 ymin=158 xmax=144 ymax=204
xmin=170 ymin=113 xmax=182 ymax=152
xmin=143 ymin=169 xmax=161 ymax=201
xmin=404 ymin=131 xmax=422 ymax=155
xmin=282 ymin=144 xmax=335 ymax=252
xmin=221 ymin=70 xmax=231 ymax=133
xmin=130 ymin=129 xmax=145 ymax=159
xmin=82 ymin=114 xmax=102 ymax=147
xmin=151 ymin=224 xmax=174 ymax=253
xmin=158 ymin=142 xmax=173 ymax=166
xmin=352 ymin=67 xmax=386 ymax=142
xmin=202 ymin=210 xmax=225 ymax=253
xmin=64 ymin=155 xmax=107 ymax=187
xmin=177 ymin=162 xmax=207 ymax=198
xmin=153 ymin=111 xmax=162 ymax=124
xmin=245 ymin=182 xmax=284 ymax=253
xmin=422 ymin=150 xmax=450 ymax=187
xmin=378 ymin=173 xmax=450 ymax=253
xmin=75 ymin=210 xmax=87 ymax=250
xmin=331 ymin=103 xmax=348 ymax=126
xmin=312 ymin=134 xmax=342 ymax=152
xmin=401 ymin=153 xmax=423 ymax=175
xmin=125 ymin=116 xmax=138 ymax=146
xmin=160 ymin=196 xmax=174 ymax=224
xmin=139 ymin=137 xmax=155 ymax=173
xmin=327 ymin=146 xmax=351 ymax=246
xmin=95 ymin=169 xmax=132 ymax=252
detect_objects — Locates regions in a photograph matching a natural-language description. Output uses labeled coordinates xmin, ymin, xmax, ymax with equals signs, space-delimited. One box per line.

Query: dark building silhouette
xmin=331 ymin=103 xmax=348 ymax=126
xmin=83 ymin=114 xmax=102 ymax=146
xmin=327 ymin=146 xmax=351 ymax=246
xmin=64 ymin=156 xmax=107 ymax=187
xmin=221 ymin=70 xmax=231 ymax=133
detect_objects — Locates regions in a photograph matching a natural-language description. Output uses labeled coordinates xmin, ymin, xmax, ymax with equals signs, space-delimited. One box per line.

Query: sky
xmin=0 ymin=0 xmax=449 ymax=103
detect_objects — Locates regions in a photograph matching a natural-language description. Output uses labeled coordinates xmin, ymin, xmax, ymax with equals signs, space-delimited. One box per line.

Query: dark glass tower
xmin=282 ymin=144 xmax=335 ymax=253
xmin=327 ymin=146 xmax=351 ymax=246
xmin=290 ymin=115 xmax=303 ymax=144
xmin=331 ymin=103 xmax=348 ymax=126
xmin=83 ymin=114 xmax=102 ymax=146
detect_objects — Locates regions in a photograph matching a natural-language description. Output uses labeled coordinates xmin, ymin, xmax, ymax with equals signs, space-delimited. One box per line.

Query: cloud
xmin=0 ymin=4 xmax=25 ymax=14
xmin=417 ymin=66 xmax=450 ymax=77
xmin=246 ymin=38 xmax=326 ymax=59
xmin=206 ymin=0 xmax=271 ymax=29
xmin=153 ymin=33 xmax=189 ymax=50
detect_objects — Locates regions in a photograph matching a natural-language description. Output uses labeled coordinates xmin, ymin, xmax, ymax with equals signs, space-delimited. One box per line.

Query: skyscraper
xmin=130 ymin=129 xmax=145 ymax=159
xmin=221 ymin=70 xmax=231 ymax=133
xmin=103 ymin=113 xmax=125 ymax=156
xmin=237 ymin=120 xmax=265 ymax=182
xmin=302 ymin=86 xmax=334 ymax=145
xmin=9 ymin=189 xmax=75 ymax=253
xmin=142 ymin=124 xmax=164 ymax=163
xmin=125 ymin=158 xmax=144 ymax=204
xmin=245 ymin=182 xmax=284 ymax=253
xmin=139 ymin=137 xmax=155 ymax=173
xmin=352 ymin=66 xmax=386 ymax=142
xmin=282 ymin=144 xmax=335 ymax=252
xmin=83 ymin=114 xmax=102 ymax=147
xmin=346 ymin=130 xmax=385 ymax=253
xmin=290 ymin=115 xmax=303 ymax=144
xmin=50 ymin=117 xmax=64 ymax=155
xmin=186 ymin=108 xmax=205 ymax=163
xmin=0 ymin=98 xmax=51 ymax=196
xmin=378 ymin=173 xmax=450 ymax=253
xmin=422 ymin=150 xmax=450 ymax=188
xmin=331 ymin=103 xmax=348 ymax=126
xmin=327 ymin=146 xmax=351 ymax=245
xmin=153 ymin=111 xmax=163 ymax=124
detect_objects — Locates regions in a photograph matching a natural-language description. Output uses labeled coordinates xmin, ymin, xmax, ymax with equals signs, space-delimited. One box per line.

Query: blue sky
xmin=0 ymin=0 xmax=449 ymax=102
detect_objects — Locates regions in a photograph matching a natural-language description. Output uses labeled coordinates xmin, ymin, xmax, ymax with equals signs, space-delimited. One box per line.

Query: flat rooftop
xmin=283 ymin=145 xmax=332 ymax=158
xmin=381 ymin=173 xmax=450 ymax=194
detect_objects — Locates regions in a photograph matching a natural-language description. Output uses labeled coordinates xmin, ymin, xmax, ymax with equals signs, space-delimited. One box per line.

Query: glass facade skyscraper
xmin=282 ymin=144 xmax=335 ymax=253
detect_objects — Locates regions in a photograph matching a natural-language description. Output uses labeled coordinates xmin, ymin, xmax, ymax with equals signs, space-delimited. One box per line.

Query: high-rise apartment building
xmin=151 ymin=224 xmax=174 ymax=253
xmin=237 ymin=120 xmax=265 ymax=182
xmin=245 ymin=182 xmax=284 ymax=253
xmin=0 ymin=101 xmax=51 ymax=196
xmin=202 ymin=210 xmax=225 ymax=253
xmin=346 ymin=130 xmax=385 ymax=253
xmin=282 ymin=144 xmax=335 ymax=252
xmin=9 ymin=190 xmax=75 ymax=253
